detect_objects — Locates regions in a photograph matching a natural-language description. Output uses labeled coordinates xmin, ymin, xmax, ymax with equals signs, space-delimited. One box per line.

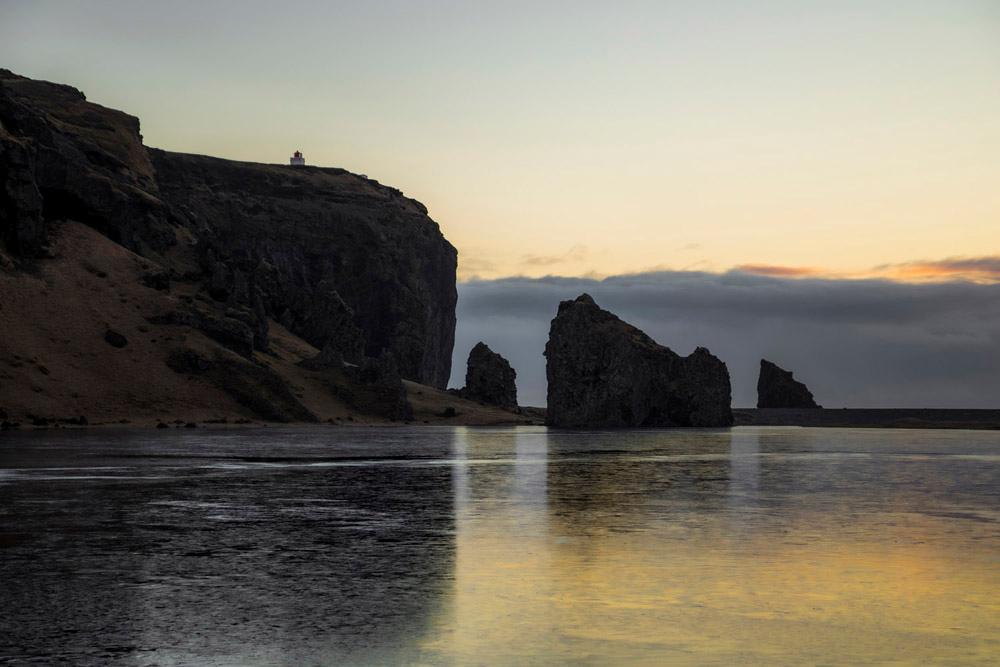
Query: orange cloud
xmin=879 ymin=257 xmax=1000 ymax=284
xmin=732 ymin=257 xmax=1000 ymax=284
xmin=735 ymin=264 xmax=820 ymax=278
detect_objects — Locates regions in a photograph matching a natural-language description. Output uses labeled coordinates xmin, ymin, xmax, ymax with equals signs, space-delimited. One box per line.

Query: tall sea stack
xmin=544 ymin=294 xmax=733 ymax=427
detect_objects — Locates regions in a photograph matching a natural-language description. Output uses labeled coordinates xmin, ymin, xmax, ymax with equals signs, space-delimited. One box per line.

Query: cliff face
xmin=150 ymin=150 xmax=457 ymax=387
xmin=757 ymin=359 xmax=820 ymax=408
xmin=545 ymin=294 xmax=733 ymax=428
xmin=0 ymin=70 xmax=174 ymax=257
xmin=0 ymin=70 xmax=456 ymax=389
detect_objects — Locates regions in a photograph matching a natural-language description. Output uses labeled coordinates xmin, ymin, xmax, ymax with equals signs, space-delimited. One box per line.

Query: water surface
xmin=1 ymin=426 xmax=998 ymax=665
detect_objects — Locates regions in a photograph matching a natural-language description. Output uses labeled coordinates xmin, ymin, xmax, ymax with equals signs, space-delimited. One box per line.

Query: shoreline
xmin=734 ymin=408 xmax=1000 ymax=430
xmin=4 ymin=408 xmax=1000 ymax=432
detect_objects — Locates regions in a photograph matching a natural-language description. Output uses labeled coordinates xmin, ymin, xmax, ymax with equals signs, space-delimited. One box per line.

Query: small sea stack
xmin=757 ymin=359 xmax=821 ymax=408
xmin=458 ymin=342 xmax=518 ymax=410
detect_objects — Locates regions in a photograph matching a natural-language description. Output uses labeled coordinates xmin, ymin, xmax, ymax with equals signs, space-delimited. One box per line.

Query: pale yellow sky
xmin=2 ymin=1 xmax=998 ymax=280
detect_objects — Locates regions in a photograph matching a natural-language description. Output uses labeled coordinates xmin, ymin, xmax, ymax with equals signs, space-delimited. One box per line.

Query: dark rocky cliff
xmin=150 ymin=150 xmax=457 ymax=387
xmin=0 ymin=69 xmax=456 ymax=388
xmin=545 ymin=294 xmax=733 ymax=427
xmin=0 ymin=70 xmax=174 ymax=257
xmin=757 ymin=359 xmax=820 ymax=408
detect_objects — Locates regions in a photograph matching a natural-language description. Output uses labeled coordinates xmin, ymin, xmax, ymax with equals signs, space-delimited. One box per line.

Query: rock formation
xmin=545 ymin=294 xmax=733 ymax=427
xmin=458 ymin=342 xmax=518 ymax=410
xmin=150 ymin=150 xmax=456 ymax=386
xmin=757 ymin=359 xmax=820 ymax=408
xmin=0 ymin=69 xmax=462 ymax=424
xmin=0 ymin=70 xmax=174 ymax=258
xmin=0 ymin=69 xmax=456 ymax=388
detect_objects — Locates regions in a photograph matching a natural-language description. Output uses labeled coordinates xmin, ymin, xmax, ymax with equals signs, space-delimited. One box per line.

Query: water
xmin=1 ymin=426 xmax=998 ymax=666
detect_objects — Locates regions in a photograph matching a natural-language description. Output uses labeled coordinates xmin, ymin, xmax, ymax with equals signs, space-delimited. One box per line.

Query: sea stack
xmin=757 ymin=359 xmax=821 ymax=408
xmin=544 ymin=294 xmax=733 ymax=427
xmin=460 ymin=342 xmax=518 ymax=410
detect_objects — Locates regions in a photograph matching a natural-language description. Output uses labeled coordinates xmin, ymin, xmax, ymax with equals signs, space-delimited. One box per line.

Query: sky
xmin=2 ymin=1 xmax=998 ymax=406
xmin=2 ymin=1 xmax=998 ymax=281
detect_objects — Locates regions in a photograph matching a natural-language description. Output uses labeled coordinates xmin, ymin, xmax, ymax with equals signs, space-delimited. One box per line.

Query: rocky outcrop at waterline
xmin=757 ymin=359 xmax=820 ymax=408
xmin=544 ymin=294 xmax=733 ymax=428
xmin=456 ymin=342 xmax=518 ymax=410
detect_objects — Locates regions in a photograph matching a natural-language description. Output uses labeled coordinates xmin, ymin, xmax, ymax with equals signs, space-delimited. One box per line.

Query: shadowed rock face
xmin=150 ymin=150 xmax=457 ymax=386
xmin=0 ymin=70 xmax=173 ymax=257
xmin=461 ymin=342 xmax=517 ymax=410
xmin=757 ymin=359 xmax=820 ymax=408
xmin=0 ymin=70 xmax=457 ymax=388
xmin=544 ymin=294 xmax=733 ymax=427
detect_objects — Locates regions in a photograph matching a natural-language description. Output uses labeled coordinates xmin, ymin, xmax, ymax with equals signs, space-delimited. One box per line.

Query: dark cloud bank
xmin=449 ymin=271 xmax=1000 ymax=408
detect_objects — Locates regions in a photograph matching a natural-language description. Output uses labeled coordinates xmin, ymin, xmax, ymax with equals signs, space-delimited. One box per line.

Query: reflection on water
xmin=1 ymin=426 xmax=998 ymax=665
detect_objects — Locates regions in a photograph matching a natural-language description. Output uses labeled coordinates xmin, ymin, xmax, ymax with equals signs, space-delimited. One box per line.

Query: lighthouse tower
xmin=289 ymin=150 xmax=305 ymax=166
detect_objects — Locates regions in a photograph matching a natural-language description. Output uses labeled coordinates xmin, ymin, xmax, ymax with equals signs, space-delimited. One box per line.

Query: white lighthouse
xmin=289 ymin=150 xmax=305 ymax=166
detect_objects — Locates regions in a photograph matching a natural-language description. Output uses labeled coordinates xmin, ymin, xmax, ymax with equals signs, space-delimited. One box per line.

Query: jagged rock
xmin=0 ymin=69 xmax=457 ymax=388
xmin=459 ymin=342 xmax=517 ymax=410
xmin=757 ymin=359 xmax=820 ymax=408
xmin=545 ymin=294 xmax=733 ymax=427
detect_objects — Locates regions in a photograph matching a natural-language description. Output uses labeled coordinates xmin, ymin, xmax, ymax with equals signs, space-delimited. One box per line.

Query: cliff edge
xmin=0 ymin=70 xmax=461 ymax=425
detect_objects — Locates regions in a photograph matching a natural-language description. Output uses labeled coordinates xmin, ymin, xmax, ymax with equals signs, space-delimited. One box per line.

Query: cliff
xmin=0 ymin=69 xmax=466 ymax=425
xmin=149 ymin=150 xmax=456 ymax=387
xmin=545 ymin=294 xmax=733 ymax=427
xmin=0 ymin=69 xmax=455 ymax=388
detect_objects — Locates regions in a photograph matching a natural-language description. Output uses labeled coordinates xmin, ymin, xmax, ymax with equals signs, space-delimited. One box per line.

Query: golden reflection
xmin=421 ymin=427 xmax=1000 ymax=665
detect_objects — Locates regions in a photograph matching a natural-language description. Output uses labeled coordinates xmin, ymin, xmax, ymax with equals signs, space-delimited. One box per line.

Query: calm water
xmin=0 ymin=426 xmax=998 ymax=666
